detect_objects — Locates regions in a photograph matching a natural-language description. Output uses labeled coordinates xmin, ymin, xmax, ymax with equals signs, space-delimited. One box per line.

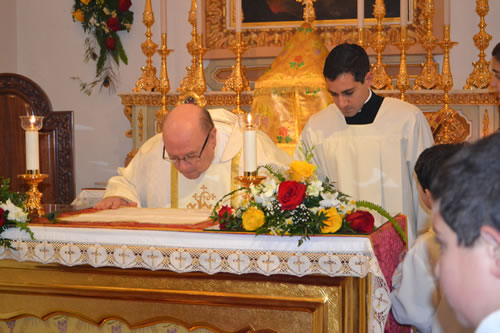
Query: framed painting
xmin=204 ymin=0 xmax=445 ymax=59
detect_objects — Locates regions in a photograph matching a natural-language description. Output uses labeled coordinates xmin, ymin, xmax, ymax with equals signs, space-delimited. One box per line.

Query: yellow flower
xmin=289 ymin=160 xmax=316 ymax=182
xmin=80 ymin=0 xmax=91 ymax=5
xmin=242 ymin=206 xmax=266 ymax=231
xmin=73 ymin=9 xmax=85 ymax=22
xmin=319 ymin=207 xmax=342 ymax=233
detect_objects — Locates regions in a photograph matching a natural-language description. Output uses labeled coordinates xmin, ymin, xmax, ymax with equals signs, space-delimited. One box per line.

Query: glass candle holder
xmin=20 ymin=115 xmax=44 ymax=173
xmin=238 ymin=113 xmax=261 ymax=174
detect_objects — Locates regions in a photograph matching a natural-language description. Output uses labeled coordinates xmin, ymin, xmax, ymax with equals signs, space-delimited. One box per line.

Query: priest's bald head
xmin=162 ymin=104 xmax=217 ymax=179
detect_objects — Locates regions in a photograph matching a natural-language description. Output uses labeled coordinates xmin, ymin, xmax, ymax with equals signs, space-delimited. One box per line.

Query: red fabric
xmin=369 ymin=215 xmax=412 ymax=333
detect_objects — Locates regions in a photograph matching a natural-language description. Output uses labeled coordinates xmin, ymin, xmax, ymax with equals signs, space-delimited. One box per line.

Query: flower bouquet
xmin=210 ymin=149 xmax=406 ymax=246
xmin=72 ymin=0 xmax=134 ymax=95
xmin=0 ymin=179 xmax=34 ymax=248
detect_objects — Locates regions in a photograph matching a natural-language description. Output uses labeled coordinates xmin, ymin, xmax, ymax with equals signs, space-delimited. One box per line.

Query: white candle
xmin=235 ymin=0 xmax=242 ymax=32
xmin=197 ymin=0 xmax=203 ymax=34
xmin=400 ymin=0 xmax=407 ymax=27
xmin=160 ymin=0 xmax=167 ymax=34
xmin=25 ymin=116 xmax=40 ymax=171
xmin=243 ymin=129 xmax=257 ymax=172
xmin=357 ymin=0 xmax=364 ymax=29
xmin=443 ymin=0 xmax=450 ymax=25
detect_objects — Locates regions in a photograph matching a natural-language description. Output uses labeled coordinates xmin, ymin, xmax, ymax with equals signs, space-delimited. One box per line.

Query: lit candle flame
xmin=29 ymin=115 xmax=36 ymax=124
xmin=247 ymin=113 xmax=252 ymax=126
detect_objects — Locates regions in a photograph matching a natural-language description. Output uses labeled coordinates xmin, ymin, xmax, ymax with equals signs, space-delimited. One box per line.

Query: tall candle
xmin=235 ymin=0 xmax=242 ymax=32
xmin=25 ymin=116 xmax=40 ymax=171
xmin=357 ymin=0 xmax=364 ymax=29
xmin=160 ymin=0 xmax=167 ymax=34
xmin=400 ymin=0 xmax=407 ymax=26
xmin=443 ymin=0 xmax=450 ymax=25
xmin=197 ymin=0 xmax=203 ymax=34
xmin=243 ymin=114 xmax=256 ymax=172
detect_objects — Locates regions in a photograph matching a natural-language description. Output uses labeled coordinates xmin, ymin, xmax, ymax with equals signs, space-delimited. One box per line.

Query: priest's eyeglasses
xmin=162 ymin=126 xmax=213 ymax=164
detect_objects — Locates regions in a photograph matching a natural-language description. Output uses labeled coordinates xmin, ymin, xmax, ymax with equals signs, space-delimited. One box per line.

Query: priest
xmin=295 ymin=43 xmax=434 ymax=245
xmin=95 ymin=104 xmax=291 ymax=209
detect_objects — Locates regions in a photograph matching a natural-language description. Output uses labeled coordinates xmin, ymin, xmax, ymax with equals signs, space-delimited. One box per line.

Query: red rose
xmin=106 ymin=37 xmax=116 ymax=50
xmin=294 ymin=56 xmax=303 ymax=63
xmin=346 ymin=211 xmax=375 ymax=234
xmin=217 ymin=205 xmax=233 ymax=230
xmin=0 ymin=208 xmax=4 ymax=227
xmin=118 ymin=0 xmax=132 ymax=12
xmin=107 ymin=17 xmax=121 ymax=31
xmin=277 ymin=181 xmax=306 ymax=211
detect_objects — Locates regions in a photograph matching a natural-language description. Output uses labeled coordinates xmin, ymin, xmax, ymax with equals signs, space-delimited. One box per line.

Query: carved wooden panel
xmin=0 ymin=73 xmax=75 ymax=204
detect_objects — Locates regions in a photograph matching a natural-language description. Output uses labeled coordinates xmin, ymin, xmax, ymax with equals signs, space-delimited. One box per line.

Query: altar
xmin=0 ymin=214 xmax=407 ymax=333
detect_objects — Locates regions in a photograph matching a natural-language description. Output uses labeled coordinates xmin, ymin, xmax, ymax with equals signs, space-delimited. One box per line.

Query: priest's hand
xmin=94 ymin=196 xmax=138 ymax=210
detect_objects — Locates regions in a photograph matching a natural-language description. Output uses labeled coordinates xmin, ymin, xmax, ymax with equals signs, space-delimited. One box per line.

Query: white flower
xmin=319 ymin=192 xmax=341 ymax=208
xmin=252 ymin=179 xmax=277 ymax=208
xmin=0 ymin=199 xmax=28 ymax=223
xmin=89 ymin=17 xmax=97 ymax=26
xmin=306 ymin=180 xmax=323 ymax=197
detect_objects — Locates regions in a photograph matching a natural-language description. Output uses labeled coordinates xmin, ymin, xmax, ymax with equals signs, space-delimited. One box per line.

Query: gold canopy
xmin=251 ymin=22 xmax=333 ymax=155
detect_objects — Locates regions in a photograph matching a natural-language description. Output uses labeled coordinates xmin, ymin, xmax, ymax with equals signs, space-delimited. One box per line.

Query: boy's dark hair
xmin=431 ymin=133 xmax=500 ymax=246
xmin=414 ymin=143 xmax=464 ymax=191
xmin=323 ymin=43 xmax=370 ymax=83
xmin=492 ymin=42 xmax=500 ymax=62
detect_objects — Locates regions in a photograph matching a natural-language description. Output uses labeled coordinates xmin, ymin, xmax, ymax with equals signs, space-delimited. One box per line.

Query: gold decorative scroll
xmin=204 ymin=0 xmax=441 ymax=58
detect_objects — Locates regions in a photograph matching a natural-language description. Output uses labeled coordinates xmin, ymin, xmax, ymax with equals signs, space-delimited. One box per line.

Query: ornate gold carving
xmin=413 ymin=0 xmax=440 ymax=90
xmin=395 ymin=26 xmax=414 ymax=100
xmin=138 ymin=109 xmax=143 ymax=141
xmin=426 ymin=110 xmax=470 ymax=144
xmin=370 ymin=0 xmax=393 ymax=90
xmin=296 ymin=0 xmax=316 ymax=24
xmin=123 ymin=105 xmax=133 ymax=138
xmin=178 ymin=0 xmax=207 ymax=105
xmin=222 ymin=32 xmax=251 ymax=114
xmin=134 ymin=0 xmax=160 ymax=92
xmin=464 ymin=0 xmax=492 ymax=89
xmin=157 ymin=34 xmax=173 ymax=133
xmin=483 ymin=109 xmax=490 ymax=136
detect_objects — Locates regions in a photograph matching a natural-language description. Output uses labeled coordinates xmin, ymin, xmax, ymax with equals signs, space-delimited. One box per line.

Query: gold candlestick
xmin=222 ymin=32 xmax=251 ymax=114
xmin=370 ymin=0 xmax=393 ymax=90
xmin=134 ymin=0 xmax=160 ymax=92
xmin=177 ymin=0 xmax=207 ymax=107
xmin=156 ymin=33 xmax=172 ymax=133
xmin=412 ymin=0 xmax=440 ymax=90
xmin=435 ymin=25 xmax=458 ymax=144
xmin=18 ymin=173 xmax=48 ymax=217
xmin=236 ymin=172 xmax=266 ymax=188
xmin=395 ymin=26 xmax=414 ymax=101
xmin=357 ymin=27 xmax=368 ymax=49
xmin=464 ymin=0 xmax=492 ymax=89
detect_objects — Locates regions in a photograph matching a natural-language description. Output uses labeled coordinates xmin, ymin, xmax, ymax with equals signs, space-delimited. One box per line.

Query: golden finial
xmin=296 ymin=0 xmax=317 ymax=24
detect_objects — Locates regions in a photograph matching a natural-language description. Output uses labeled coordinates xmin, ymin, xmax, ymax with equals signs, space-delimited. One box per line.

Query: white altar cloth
xmin=1 ymin=225 xmax=392 ymax=332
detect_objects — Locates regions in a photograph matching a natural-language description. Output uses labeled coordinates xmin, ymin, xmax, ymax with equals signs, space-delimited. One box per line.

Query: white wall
xmin=1 ymin=0 xmax=499 ymax=195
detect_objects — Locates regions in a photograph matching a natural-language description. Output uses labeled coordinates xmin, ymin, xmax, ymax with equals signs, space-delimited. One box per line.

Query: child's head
xmin=430 ymin=132 xmax=500 ymax=329
xmin=414 ymin=143 xmax=464 ymax=210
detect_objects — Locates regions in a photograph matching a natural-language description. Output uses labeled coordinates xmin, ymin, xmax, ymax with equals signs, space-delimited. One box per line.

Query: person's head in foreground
xmin=491 ymin=42 xmax=500 ymax=95
xmin=414 ymin=143 xmax=464 ymax=211
xmin=323 ymin=43 xmax=373 ymax=117
xmin=430 ymin=132 xmax=500 ymax=329
xmin=162 ymin=104 xmax=216 ymax=179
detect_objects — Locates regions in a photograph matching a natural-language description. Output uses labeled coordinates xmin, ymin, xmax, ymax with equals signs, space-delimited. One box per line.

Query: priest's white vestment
xmin=104 ymin=108 xmax=291 ymax=209
xmin=295 ymin=97 xmax=434 ymax=245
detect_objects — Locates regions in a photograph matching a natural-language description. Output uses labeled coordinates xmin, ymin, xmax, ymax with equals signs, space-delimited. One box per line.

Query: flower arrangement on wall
xmin=0 ymin=179 xmax=34 ymax=248
xmin=211 ymin=147 xmax=406 ymax=246
xmin=72 ymin=0 xmax=134 ymax=95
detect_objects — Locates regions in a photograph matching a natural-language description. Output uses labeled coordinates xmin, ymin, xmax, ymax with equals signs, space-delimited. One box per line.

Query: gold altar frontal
xmin=0 ymin=259 xmax=369 ymax=332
